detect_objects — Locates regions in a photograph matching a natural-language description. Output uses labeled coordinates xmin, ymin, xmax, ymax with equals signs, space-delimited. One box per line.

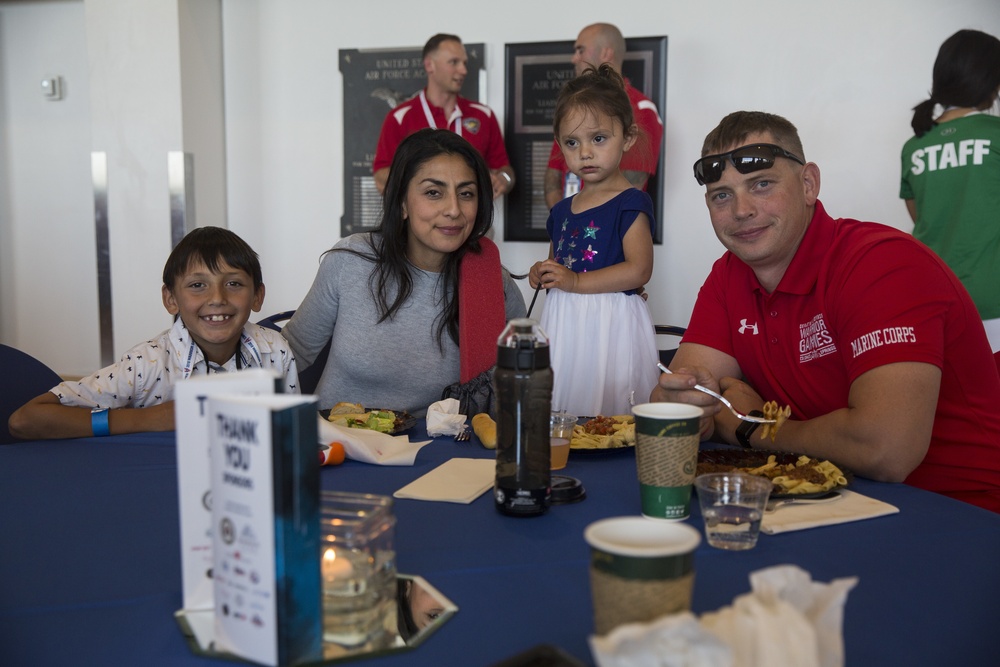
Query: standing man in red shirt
xmin=653 ymin=110 xmax=1000 ymax=513
xmin=544 ymin=23 xmax=663 ymax=209
xmin=372 ymin=33 xmax=515 ymax=200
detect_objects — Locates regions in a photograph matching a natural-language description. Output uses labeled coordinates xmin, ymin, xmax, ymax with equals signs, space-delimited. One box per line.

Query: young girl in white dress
xmin=529 ymin=64 xmax=659 ymax=417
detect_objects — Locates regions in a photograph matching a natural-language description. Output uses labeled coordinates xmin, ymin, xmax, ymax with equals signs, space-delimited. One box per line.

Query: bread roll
xmin=471 ymin=413 xmax=497 ymax=449
xmin=330 ymin=401 xmax=364 ymax=415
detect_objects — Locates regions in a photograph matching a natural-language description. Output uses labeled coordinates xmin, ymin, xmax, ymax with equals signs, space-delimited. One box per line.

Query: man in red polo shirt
xmin=654 ymin=110 xmax=1000 ymax=513
xmin=543 ymin=23 xmax=663 ymax=209
xmin=372 ymin=33 xmax=514 ymax=200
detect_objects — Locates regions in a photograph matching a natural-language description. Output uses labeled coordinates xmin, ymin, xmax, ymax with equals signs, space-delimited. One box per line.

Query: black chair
xmin=654 ymin=325 xmax=686 ymax=367
xmin=255 ymin=311 xmax=328 ymax=395
xmin=256 ymin=310 xmax=295 ymax=332
xmin=1 ymin=344 xmax=63 ymax=445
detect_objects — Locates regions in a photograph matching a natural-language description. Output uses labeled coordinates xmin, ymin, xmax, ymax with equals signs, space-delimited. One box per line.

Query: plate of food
xmin=570 ymin=415 xmax=636 ymax=452
xmin=696 ymin=448 xmax=852 ymax=498
xmin=320 ymin=402 xmax=417 ymax=435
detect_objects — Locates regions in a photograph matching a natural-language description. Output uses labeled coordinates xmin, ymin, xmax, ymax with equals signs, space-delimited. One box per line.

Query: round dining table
xmin=1 ymin=425 xmax=997 ymax=666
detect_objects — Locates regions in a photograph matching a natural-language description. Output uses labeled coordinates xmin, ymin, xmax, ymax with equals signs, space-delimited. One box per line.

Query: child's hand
xmin=535 ymin=259 xmax=579 ymax=293
xmin=528 ymin=261 xmax=545 ymax=289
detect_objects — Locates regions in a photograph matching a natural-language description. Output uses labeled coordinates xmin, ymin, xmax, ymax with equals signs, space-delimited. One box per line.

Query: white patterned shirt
xmin=51 ymin=318 xmax=299 ymax=408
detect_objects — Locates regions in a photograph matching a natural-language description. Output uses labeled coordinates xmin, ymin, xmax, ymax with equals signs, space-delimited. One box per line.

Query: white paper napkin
xmin=760 ymin=489 xmax=898 ymax=534
xmin=317 ymin=417 xmax=431 ymax=466
xmin=425 ymin=398 xmax=467 ymax=437
xmin=590 ymin=565 xmax=858 ymax=667
xmin=393 ymin=458 xmax=495 ymax=504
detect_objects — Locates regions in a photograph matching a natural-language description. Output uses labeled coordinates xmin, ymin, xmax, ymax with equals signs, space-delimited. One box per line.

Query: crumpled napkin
xmin=590 ymin=565 xmax=858 ymax=667
xmin=393 ymin=458 xmax=495 ymax=504
xmin=761 ymin=489 xmax=899 ymax=534
xmin=317 ymin=416 xmax=431 ymax=466
xmin=590 ymin=613 xmax=731 ymax=667
xmin=425 ymin=398 xmax=467 ymax=437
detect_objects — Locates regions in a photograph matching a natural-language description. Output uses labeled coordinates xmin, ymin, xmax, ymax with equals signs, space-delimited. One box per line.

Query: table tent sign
xmin=175 ymin=371 xmax=323 ymax=666
xmin=175 ymin=370 xmax=281 ymax=612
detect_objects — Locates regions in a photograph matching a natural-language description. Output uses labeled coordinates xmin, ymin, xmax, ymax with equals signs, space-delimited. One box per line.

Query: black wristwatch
xmin=736 ymin=411 xmax=765 ymax=448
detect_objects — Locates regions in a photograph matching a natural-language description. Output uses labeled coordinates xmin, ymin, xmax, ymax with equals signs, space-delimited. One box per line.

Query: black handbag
xmin=441 ymin=367 xmax=495 ymax=419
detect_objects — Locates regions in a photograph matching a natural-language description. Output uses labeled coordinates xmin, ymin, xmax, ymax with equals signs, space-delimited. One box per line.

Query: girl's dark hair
xmin=162 ymin=226 xmax=263 ymax=290
xmin=552 ymin=64 xmax=645 ymax=162
xmin=338 ymin=128 xmax=493 ymax=347
xmin=911 ymin=29 xmax=1000 ymax=137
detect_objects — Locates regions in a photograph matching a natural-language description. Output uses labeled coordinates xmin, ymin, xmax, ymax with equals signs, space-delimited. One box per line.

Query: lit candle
xmin=321 ymin=547 xmax=354 ymax=583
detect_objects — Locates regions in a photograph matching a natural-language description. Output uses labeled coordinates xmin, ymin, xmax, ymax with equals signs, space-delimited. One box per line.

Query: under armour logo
xmin=738 ymin=319 xmax=759 ymax=335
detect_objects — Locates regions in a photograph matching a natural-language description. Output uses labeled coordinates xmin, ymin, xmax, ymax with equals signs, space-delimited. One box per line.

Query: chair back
xmin=257 ymin=310 xmax=295 ymax=332
xmin=255 ymin=312 xmax=328 ymax=395
xmin=654 ymin=325 xmax=686 ymax=367
xmin=1 ymin=345 xmax=63 ymax=445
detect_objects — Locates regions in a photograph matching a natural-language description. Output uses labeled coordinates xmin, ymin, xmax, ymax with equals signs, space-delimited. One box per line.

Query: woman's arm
xmin=283 ymin=253 xmax=343 ymax=369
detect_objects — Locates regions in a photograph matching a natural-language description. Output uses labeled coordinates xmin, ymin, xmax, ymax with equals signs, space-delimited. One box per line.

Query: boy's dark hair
xmin=701 ymin=110 xmax=805 ymax=162
xmin=423 ymin=33 xmax=462 ymax=60
xmin=162 ymin=226 xmax=263 ymax=291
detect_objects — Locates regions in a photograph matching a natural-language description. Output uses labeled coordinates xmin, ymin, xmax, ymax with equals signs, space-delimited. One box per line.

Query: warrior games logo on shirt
xmin=799 ymin=314 xmax=837 ymax=363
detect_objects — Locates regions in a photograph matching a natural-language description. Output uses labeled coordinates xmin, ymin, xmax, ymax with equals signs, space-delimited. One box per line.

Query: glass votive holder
xmin=319 ymin=491 xmax=397 ymax=651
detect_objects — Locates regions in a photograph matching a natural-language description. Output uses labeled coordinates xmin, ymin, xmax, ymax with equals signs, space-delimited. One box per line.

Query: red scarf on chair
xmin=458 ymin=237 xmax=506 ymax=383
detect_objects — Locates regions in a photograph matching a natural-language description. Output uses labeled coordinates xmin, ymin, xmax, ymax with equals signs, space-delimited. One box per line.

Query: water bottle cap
xmin=496 ymin=318 xmax=550 ymax=370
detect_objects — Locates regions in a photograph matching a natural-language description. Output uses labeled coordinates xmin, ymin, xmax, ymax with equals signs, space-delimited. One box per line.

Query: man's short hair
xmin=423 ymin=33 xmax=462 ymax=60
xmin=701 ymin=111 xmax=806 ymax=161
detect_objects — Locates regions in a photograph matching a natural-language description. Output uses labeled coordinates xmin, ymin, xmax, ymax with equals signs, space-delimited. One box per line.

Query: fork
xmin=656 ymin=363 xmax=776 ymax=424
xmin=454 ymin=428 xmax=471 ymax=441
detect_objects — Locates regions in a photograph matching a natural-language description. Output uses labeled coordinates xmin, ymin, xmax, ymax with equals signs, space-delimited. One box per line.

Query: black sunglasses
xmin=693 ymin=143 xmax=805 ymax=185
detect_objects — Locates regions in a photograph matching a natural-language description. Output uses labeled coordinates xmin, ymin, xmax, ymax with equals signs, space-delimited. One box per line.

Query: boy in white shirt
xmin=8 ymin=227 xmax=298 ymax=440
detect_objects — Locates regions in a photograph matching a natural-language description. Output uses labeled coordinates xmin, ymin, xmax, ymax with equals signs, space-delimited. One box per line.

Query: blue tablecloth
xmin=1 ymin=427 xmax=997 ymax=666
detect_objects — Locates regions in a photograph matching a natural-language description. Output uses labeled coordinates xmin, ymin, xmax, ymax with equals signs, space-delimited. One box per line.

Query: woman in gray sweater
xmin=284 ymin=129 xmax=526 ymax=415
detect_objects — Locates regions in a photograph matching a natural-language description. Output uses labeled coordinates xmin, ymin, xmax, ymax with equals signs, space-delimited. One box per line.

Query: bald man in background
xmin=544 ymin=23 xmax=663 ymax=208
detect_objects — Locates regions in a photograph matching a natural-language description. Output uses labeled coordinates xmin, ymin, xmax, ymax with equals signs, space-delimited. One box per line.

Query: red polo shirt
xmin=685 ymin=200 xmax=1000 ymax=510
xmin=373 ymin=90 xmax=510 ymax=173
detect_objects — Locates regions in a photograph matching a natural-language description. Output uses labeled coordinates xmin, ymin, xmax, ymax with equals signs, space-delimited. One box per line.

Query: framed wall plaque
xmin=503 ymin=37 xmax=667 ymax=243
xmin=339 ymin=44 xmax=485 ymax=237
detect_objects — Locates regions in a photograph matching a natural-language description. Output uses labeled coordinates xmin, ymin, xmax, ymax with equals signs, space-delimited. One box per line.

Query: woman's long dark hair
xmin=337 ymin=128 xmax=494 ymax=347
xmin=911 ymin=29 xmax=1000 ymax=137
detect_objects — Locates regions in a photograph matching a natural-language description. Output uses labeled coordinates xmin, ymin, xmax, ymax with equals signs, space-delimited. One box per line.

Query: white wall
xmin=2 ymin=0 xmax=999 ymax=375
xmin=0 ymin=0 xmax=96 ymax=373
xmin=221 ymin=0 xmax=1000 ymax=332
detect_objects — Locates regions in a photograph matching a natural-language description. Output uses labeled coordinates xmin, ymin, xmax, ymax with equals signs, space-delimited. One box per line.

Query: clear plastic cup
xmin=694 ymin=473 xmax=772 ymax=550
xmin=550 ymin=412 xmax=576 ymax=470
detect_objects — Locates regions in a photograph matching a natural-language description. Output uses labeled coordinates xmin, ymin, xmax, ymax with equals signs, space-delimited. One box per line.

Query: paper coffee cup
xmin=631 ymin=403 xmax=703 ymax=520
xmin=584 ymin=516 xmax=701 ymax=635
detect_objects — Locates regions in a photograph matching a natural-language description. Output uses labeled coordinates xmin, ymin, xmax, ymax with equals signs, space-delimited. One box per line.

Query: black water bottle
xmin=494 ymin=319 xmax=553 ymax=516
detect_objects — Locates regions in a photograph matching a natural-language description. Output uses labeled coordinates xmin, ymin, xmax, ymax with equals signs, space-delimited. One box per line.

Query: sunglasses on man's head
xmin=693 ymin=143 xmax=805 ymax=185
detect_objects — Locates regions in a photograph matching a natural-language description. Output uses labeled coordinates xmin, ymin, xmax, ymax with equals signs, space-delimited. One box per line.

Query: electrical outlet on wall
xmin=41 ymin=77 xmax=63 ymax=100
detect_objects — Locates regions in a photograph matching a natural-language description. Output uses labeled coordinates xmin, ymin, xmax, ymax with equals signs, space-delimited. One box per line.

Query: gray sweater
xmin=283 ymin=234 xmax=526 ymax=416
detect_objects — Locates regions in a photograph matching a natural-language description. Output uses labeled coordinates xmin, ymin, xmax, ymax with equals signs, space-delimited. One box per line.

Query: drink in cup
xmin=630 ymin=403 xmax=703 ymax=520
xmin=584 ymin=516 xmax=701 ymax=635
xmin=550 ymin=412 xmax=576 ymax=470
xmin=694 ymin=472 xmax=772 ymax=550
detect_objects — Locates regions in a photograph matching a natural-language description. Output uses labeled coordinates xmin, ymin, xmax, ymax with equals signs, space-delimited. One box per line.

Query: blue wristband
xmin=91 ymin=408 xmax=111 ymax=437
